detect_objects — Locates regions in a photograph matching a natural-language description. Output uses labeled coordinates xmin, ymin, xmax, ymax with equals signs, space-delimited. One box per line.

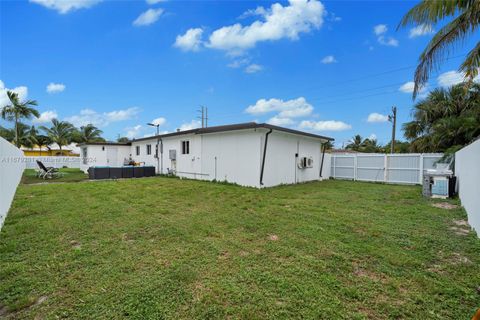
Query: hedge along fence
xmin=330 ymin=153 xmax=444 ymax=185
xmin=0 ymin=137 xmax=25 ymax=230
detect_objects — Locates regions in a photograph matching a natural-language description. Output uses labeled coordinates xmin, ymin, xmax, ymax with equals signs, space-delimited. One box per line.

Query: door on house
xmin=106 ymin=147 xmax=118 ymax=166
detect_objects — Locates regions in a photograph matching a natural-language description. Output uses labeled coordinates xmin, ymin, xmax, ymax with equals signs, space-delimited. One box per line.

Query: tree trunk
xmin=15 ymin=114 xmax=19 ymax=147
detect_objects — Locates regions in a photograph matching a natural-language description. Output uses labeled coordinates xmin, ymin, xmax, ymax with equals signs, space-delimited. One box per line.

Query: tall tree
xmin=403 ymin=83 xmax=480 ymax=152
xmin=399 ymin=1 xmax=480 ymax=98
xmin=40 ymin=119 xmax=75 ymax=156
xmin=1 ymin=91 xmax=39 ymax=147
xmin=72 ymin=124 xmax=104 ymax=143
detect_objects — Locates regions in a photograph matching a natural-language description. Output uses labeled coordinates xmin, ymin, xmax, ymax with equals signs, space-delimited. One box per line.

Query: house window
xmin=181 ymin=140 xmax=190 ymax=155
xmin=136 ymin=146 xmax=140 ymax=156
xmin=146 ymin=144 xmax=152 ymax=155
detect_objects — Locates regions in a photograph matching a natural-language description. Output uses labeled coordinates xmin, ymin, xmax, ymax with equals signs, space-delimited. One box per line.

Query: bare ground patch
xmin=431 ymin=202 xmax=459 ymax=210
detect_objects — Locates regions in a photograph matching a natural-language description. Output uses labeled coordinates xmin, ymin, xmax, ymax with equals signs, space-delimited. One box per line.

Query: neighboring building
xmin=21 ymin=144 xmax=80 ymax=157
xmin=79 ymin=122 xmax=334 ymax=188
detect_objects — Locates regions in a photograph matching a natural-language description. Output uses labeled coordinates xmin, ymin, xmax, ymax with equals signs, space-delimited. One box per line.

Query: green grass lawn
xmin=1 ymin=178 xmax=479 ymax=319
xmin=21 ymin=168 xmax=88 ymax=184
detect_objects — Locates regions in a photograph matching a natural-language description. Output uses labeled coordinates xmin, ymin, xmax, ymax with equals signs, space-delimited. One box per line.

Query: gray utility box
xmin=169 ymin=150 xmax=176 ymax=160
xmin=422 ymin=174 xmax=433 ymax=197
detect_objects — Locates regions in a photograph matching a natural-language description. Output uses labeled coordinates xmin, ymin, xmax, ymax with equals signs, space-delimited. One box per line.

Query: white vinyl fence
xmin=0 ymin=137 xmax=25 ymax=230
xmin=24 ymin=156 xmax=80 ymax=169
xmin=330 ymin=153 xmax=443 ymax=185
xmin=455 ymin=139 xmax=480 ymax=233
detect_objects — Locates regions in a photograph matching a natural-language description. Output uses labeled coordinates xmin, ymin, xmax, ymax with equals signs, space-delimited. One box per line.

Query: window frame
xmin=181 ymin=140 xmax=190 ymax=155
xmin=146 ymin=144 xmax=152 ymax=155
xmin=136 ymin=145 xmax=140 ymax=156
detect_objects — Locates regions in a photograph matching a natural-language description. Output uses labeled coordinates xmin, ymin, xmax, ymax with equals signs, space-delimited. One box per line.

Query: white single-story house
xmin=79 ymin=122 xmax=334 ymax=188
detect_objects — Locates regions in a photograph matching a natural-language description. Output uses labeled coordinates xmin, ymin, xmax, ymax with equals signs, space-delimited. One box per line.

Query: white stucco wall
xmin=79 ymin=144 xmax=131 ymax=173
xmin=83 ymin=129 xmax=330 ymax=188
xmin=261 ymin=130 xmax=326 ymax=187
xmin=200 ymin=129 xmax=262 ymax=186
xmin=0 ymin=137 xmax=25 ymax=230
xmin=455 ymin=139 xmax=480 ymax=234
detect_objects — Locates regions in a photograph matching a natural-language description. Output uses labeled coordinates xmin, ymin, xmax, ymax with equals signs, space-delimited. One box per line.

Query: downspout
xmin=159 ymin=138 xmax=163 ymax=174
xmin=259 ymin=129 xmax=273 ymax=186
xmin=319 ymin=141 xmax=327 ymax=178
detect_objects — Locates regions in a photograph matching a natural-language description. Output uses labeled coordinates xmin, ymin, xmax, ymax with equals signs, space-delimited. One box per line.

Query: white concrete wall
xmin=86 ymin=130 xmax=330 ymax=188
xmin=262 ymin=130 xmax=325 ymax=187
xmin=455 ymin=139 xmax=480 ymax=234
xmin=79 ymin=145 xmax=131 ymax=173
xmin=25 ymin=156 xmax=80 ymax=169
xmin=201 ymin=129 xmax=261 ymax=186
xmin=0 ymin=137 xmax=25 ymax=230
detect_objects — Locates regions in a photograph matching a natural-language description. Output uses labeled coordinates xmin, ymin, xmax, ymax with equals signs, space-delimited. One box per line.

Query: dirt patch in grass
xmin=450 ymin=226 xmax=470 ymax=236
xmin=268 ymin=234 xmax=279 ymax=241
xmin=431 ymin=202 xmax=459 ymax=210
xmin=452 ymin=219 xmax=470 ymax=227
xmin=70 ymin=240 xmax=82 ymax=250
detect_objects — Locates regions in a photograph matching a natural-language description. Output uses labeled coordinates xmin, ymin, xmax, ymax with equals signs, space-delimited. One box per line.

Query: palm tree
xmin=36 ymin=134 xmax=51 ymax=157
xmin=1 ymin=90 xmax=39 ymax=147
xmin=346 ymin=135 xmax=363 ymax=151
xmin=40 ymin=119 xmax=75 ymax=156
xmin=403 ymin=83 xmax=480 ymax=152
xmin=361 ymin=138 xmax=381 ymax=153
xmin=72 ymin=124 xmax=104 ymax=143
xmin=399 ymin=1 xmax=480 ymax=98
xmin=0 ymin=125 xmax=14 ymax=142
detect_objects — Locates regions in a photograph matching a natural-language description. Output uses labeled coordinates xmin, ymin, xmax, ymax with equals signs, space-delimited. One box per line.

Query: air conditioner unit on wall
xmin=298 ymin=156 xmax=313 ymax=169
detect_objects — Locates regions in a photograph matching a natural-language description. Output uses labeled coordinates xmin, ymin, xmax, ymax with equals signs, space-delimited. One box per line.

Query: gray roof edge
xmin=130 ymin=122 xmax=334 ymax=143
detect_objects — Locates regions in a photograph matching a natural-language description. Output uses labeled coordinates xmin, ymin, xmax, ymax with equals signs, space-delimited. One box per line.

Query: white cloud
xmin=299 ymin=120 xmax=351 ymax=131
xmin=0 ymin=81 xmax=28 ymax=109
xmin=227 ymin=58 xmax=250 ymax=68
xmin=46 ymin=82 xmax=65 ymax=94
xmin=321 ymin=55 xmax=337 ymax=64
xmin=398 ymin=81 xmax=415 ymax=93
xmin=179 ymin=120 xmax=201 ymax=131
xmin=244 ymin=64 xmax=263 ymax=73
xmin=33 ymin=110 xmax=58 ymax=124
xmin=267 ymin=116 xmax=295 ymax=126
xmin=205 ymin=0 xmax=325 ymax=54
xmin=373 ymin=24 xmax=387 ymax=36
xmin=398 ymin=81 xmax=429 ymax=95
xmin=150 ymin=117 xmax=166 ymax=126
xmin=29 ymin=0 xmax=102 ymax=14
xmin=174 ymin=28 xmax=204 ymax=52
xmin=436 ymin=70 xmax=475 ymax=87
xmin=146 ymin=0 xmax=165 ymax=4
xmin=368 ymin=133 xmax=377 ymax=140
xmin=246 ymin=97 xmax=313 ymax=118
xmin=133 ymin=8 xmax=163 ymax=26
xmin=378 ymin=37 xmax=399 ymax=47
xmin=367 ymin=112 xmax=389 ymax=123
xmin=65 ymin=107 xmax=140 ymax=127
xmin=125 ymin=125 xmax=143 ymax=139
xmin=373 ymin=24 xmax=398 ymax=47
xmin=409 ymin=24 xmax=434 ymax=38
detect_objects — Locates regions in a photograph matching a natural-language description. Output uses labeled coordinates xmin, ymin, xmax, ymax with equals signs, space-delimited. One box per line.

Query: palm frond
xmin=413 ymin=10 xmax=479 ymax=98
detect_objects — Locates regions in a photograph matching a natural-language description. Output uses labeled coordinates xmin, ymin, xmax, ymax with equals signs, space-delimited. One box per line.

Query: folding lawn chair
xmin=36 ymin=160 xmax=62 ymax=179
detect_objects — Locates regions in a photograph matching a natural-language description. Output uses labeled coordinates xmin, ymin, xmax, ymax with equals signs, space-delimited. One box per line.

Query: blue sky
xmin=0 ymin=0 xmax=473 ymax=146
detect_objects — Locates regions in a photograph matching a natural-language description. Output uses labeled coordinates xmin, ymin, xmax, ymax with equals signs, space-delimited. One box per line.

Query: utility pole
xmin=388 ymin=106 xmax=397 ymax=154
xmin=205 ymin=107 xmax=208 ymax=127
xmin=197 ymin=106 xmax=208 ymax=128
